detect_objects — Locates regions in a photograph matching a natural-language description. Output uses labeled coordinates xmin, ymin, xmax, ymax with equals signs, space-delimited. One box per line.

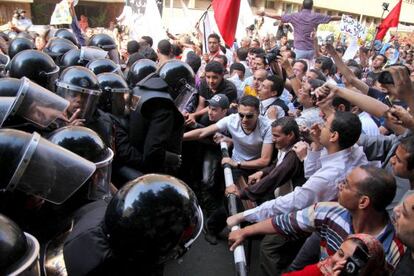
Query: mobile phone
xmin=384 ymin=96 xmax=393 ymax=107
xmin=339 ymin=246 xmax=370 ymax=276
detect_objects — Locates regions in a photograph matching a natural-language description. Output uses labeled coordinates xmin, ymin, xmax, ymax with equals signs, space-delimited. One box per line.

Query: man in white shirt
xmin=184 ymin=95 xmax=274 ymax=181
xmin=258 ymin=75 xmax=289 ymax=120
xmin=227 ymin=111 xmax=368 ymax=276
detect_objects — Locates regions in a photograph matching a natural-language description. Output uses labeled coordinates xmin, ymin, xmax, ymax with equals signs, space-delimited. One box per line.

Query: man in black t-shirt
xmin=184 ymin=61 xmax=237 ymax=126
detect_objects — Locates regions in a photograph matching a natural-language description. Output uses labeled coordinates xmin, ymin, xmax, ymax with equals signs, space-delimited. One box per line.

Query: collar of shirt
xmin=260 ymin=97 xmax=278 ymax=113
xmin=319 ymin=146 xmax=354 ymax=167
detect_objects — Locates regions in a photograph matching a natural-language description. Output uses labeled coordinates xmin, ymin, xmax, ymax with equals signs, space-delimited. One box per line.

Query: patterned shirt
xmin=272 ymin=202 xmax=405 ymax=269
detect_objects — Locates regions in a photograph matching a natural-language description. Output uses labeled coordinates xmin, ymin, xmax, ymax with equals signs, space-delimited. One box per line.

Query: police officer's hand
xmin=227 ymin=213 xmax=245 ymax=228
xmin=65 ymin=108 xmax=85 ymax=126
xmin=247 ymin=171 xmax=263 ymax=185
xmin=225 ymin=184 xmax=240 ymax=197
xmin=228 ymin=228 xmax=247 ymax=251
xmin=164 ymin=151 xmax=182 ymax=170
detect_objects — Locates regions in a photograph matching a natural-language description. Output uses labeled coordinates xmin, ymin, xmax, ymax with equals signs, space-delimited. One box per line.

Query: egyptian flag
xmin=212 ymin=0 xmax=241 ymax=47
xmin=375 ymin=0 xmax=403 ymax=41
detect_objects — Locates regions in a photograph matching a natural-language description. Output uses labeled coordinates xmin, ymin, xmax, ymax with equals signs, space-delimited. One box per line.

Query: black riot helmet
xmin=0 ymin=129 xmax=95 ymax=204
xmin=158 ymin=60 xmax=197 ymax=113
xmin=60 ymin=49 xmax=89 ymax=70
xmin=97 ymin=72 xmax=134 ymax=116
xmin=104 ymin=174 xmax=203 ymax=264
xmin=43 ymin=38 xmax=78 ymax=64
xmin=55 ymin=66 xmax=102 ymax=122
xmin=86 ymin=58 xmax=121 ymax=76
xmin=48 ymin=126 xmax=113 ymax=200
xmin=0 ymin=77 xmax=69 ymax=128
xmin=0 ymin=54 xmax=10 ymax=78
xmin=0 ymin=214 xmax=41 ymax=276
xmin=54 ymin=28 xmax=79 ymax=46
xmin=126 ymin=58 xmax=157 ymax=87
xmin=16 ymin=32 xmax=34 ymax=41
xmin=8 ymin=49 xmax=60 ymax=91
xmin=8 ymin=37 xmax=35 ymax=59
xmin=87 ymin=33 xmax=116 ymax=51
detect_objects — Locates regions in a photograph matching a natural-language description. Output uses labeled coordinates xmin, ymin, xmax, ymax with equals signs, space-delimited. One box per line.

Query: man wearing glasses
xmin=227 ymin=111 xmax=368 ymax=275
xmin=229 ymin=166 xmax=404 ymax=271
xmin=183 ymin=95 xmax=273 ymax=243
xmin=183 ymin=95 xmax=274 ymax=183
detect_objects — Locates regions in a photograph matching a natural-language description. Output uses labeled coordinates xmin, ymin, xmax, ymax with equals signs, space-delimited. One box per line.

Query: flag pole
xmin=197 ymin=3 xmax=212 ymax=24
xmin=370 ymin=2 xmax=389 ymax=51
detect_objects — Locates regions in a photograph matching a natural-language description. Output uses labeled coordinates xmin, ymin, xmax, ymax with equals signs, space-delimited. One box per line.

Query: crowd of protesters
xmin=1 ymin=0 xmax=414 ymax=275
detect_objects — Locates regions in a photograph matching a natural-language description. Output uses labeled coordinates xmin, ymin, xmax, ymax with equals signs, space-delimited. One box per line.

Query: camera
xmin=378 ymin=65 xmax=411 ymax=85
xmin=339 ymin=246 xmax=369 ymax=276
xmin=323 ymin=34 xmax=334 ymax=45
xmin=265 ymin=48 xmax=281 ymax=64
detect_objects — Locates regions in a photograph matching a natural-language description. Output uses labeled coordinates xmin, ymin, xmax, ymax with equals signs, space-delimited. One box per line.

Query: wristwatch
xmin=237 ymin=161 xmax=241 ymax=169
xmin=287 ymin=74 xmax=296 ymax=80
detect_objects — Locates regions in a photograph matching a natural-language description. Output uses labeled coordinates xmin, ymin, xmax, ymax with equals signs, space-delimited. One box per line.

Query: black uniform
xmin=63 ymin=200 xmax=162 ymax=276
xmin=128 ymin=75 xmax=184 ymax=174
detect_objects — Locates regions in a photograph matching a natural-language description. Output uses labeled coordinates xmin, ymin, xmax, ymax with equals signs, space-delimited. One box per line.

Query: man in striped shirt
xmin=229 ymin=166 xmax=405 ymax=270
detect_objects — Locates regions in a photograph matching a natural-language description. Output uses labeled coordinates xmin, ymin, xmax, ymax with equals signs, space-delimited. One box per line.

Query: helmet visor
xmin=80 ymin=46 xmax=107 ymax=62
xmin=14 ymin=77 xmax=69 ymax=128
xmin=174 ymin=83 xmax=198 ymax=113
xmin=56 ymin=86 xmax=101 ymax=122
xmin=7 ymin=132 xmax=96 ymax=204
xmin=0 ymin=97 xmax=16 ymax=127
xmin=88 ymin=148 xmax=113 ymax=200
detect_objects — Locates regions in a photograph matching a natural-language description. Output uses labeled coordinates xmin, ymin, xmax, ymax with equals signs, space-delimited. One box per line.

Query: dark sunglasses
xmin=239 ymin=113 xmax=255 ymax=119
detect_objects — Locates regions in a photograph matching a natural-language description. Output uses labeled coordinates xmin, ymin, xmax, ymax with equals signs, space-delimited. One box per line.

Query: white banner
xmin=50 ymin=0 xmax=72 ymax=25
xmin=339 ymin=15 xmax=367 ymax=40
xmin=118 ymin=0 xmax=166 ymax=46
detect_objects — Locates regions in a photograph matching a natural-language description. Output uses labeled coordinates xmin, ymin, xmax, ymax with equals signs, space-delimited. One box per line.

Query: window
xmin=265 ymin=0 xmax=276 ymax=9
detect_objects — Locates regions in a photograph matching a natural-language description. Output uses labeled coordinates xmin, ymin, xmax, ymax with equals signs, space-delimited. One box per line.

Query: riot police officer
xmin=96 ymin=72 xmax=132 ymax=117
xmin=125 ymin=58 xmax=157 ymax=88
xmin=62 ymin=174 xmax=203 ymax=276
xmin=7 ymin=37 xmax=35 ymax=59
xmin=7 ymin=49 xmax=60 ymax=92
xmin=0 ymin=214 xmax=41 ymax=276
xmin=43 ymin=37 xmax=78 ymax=65
xmin=0 ymin=77 xmax=69 ymax=132
xmin=87 ymin=58 xmax=122 ymax=76
xmin=128 ymin=60 xmax=196 ymax=174
xmin=55 ymin=66 xmax=116 ymax=147
xmin=87 ymin=33 xmax=120 ymax=64
xmin=54 ymin=28 xmax=79 ymax=46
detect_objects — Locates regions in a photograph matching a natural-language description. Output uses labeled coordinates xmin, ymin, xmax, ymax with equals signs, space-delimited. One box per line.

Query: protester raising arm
xmin=256 ymin=11 xmax=282 ymax=21
xmin=279 ymin=56 xmax=302 ymax=97
xmin=315 ymin=83 xmax=389 ymax=118
xmin=183 ymin=123 xmax=220 ymax=141
xmin=325 ymin=44 xmax=369 ymax=94
xmin=382 ymin=66 xmax=414 ymax=114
